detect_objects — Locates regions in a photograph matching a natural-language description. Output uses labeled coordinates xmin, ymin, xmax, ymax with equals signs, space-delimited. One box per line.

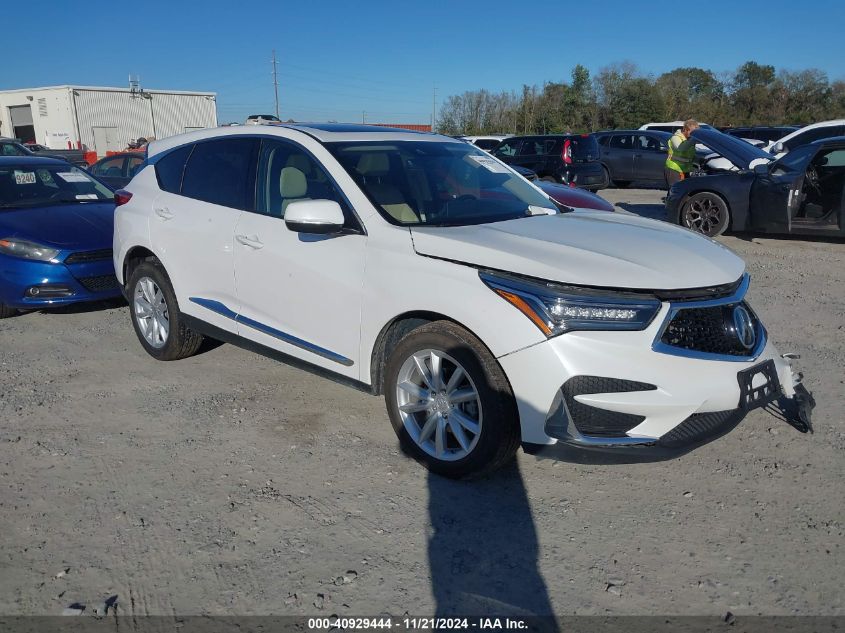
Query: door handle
xmin=154 ymin=207 xmax=174 ymax=220
xmin=235 ymin=234 xmax=264 ymax=249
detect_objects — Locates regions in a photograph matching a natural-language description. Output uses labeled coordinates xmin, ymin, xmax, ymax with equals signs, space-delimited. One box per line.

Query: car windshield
xmin=0 ymin=163 xmax=113 ymax=208
xmin=327 ymin=141 xmax=556 ymax=226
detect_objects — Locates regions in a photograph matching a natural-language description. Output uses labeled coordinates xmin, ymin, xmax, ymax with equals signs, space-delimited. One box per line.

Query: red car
xmin=536 ymin=180 xmax=614 ymax=212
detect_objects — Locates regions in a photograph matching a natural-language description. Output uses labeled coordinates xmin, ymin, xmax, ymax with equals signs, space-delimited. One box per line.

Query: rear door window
xmin=181 ymin=138 xmax=259 ymax=210
xmin=609 ymin=135 xmax=634 ymax=150
xmin=636 ymin=134 xmax=665 ymax=152
xmin=493 ymin=139 xmax=522 ymax=158
xmin=155 ymin=144 xmax=193 ymax=194
xmin=92 ymin=156 xmax=125 ymax=177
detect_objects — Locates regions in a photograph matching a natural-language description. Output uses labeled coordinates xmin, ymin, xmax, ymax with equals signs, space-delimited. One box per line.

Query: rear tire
xmin=127 ymin=261 xmax=203 ymax=361
xmin=384 ymin=321 xmax=521 ymax=479
xmin=0 ymin=304 xmax=17 ymax=319
xmin=681 ymin=192 xmax=730 ymax=237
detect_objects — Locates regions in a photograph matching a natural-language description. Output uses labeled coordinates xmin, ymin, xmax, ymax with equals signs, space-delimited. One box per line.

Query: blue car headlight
xmin=0 ymin=238 xmax=60 ymax=262
xmin=480 ymin=270 xmax=661 ymax=337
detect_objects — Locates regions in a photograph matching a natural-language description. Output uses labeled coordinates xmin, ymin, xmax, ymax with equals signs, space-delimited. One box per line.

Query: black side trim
xmin=181 ymin=315 xmax=375 ymax=395
xmin=562 ymin=376 xmax=657 ymax=438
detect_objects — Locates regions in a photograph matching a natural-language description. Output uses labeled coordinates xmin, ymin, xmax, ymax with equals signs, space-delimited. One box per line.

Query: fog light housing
xmin=25 ymin=284 xmax=74 ymax=298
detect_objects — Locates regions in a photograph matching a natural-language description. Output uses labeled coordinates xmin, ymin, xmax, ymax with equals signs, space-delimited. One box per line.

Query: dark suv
xmin=491 ymin=134 xmax=607 ymax=190
xmin=594 ymin=130 xmax=672 ymax=188
xmin=723 ymin=126 xmax=798 ymax=144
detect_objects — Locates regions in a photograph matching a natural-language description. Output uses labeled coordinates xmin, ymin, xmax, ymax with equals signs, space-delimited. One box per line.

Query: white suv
xmin=113 ymin=124 xmax=812 ymax=478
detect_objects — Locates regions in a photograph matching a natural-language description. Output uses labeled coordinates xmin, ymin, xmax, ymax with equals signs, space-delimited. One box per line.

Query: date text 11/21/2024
xmin=307 ymin=618 xmax=529 ymax=630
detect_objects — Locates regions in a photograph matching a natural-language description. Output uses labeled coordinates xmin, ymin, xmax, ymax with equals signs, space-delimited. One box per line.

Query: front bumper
xmin=499 ymin=301 xmax=811 ymax=450
xmin=0 ymin=255 xmax=121 ymax=309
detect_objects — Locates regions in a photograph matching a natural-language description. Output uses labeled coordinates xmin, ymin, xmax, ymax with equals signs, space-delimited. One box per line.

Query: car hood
xmin=691 ymin=128 xmax=773 ymax=169
xmin=0 ymin=202 xmax=115 ymax=249
xmin=536 ymin=182 xmax=614 ymax=212
xmin=410 ymin=211 xmax=744 ymax=290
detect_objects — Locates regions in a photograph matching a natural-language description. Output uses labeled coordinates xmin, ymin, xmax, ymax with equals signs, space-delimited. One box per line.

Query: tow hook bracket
xmin=778 ymin=383 xmax=816 ymax=434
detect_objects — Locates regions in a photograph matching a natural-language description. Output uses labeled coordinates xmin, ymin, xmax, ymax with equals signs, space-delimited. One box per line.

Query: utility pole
xmin=431 ymin=84 xmax=437 ymax=132
xmin=272 ymin=50 xmax=280 ymax=119
xmin=362 ymin=111 xmax=366 ymax=124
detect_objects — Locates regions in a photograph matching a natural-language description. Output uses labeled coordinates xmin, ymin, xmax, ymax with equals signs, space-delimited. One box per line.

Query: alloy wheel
xmin=395 ymin=349 xmax=482 ymax=461
xmin=133 ymin=276 xmax=170 ymax=349
xmin=684 ymin=195 xmax=724 ymax=236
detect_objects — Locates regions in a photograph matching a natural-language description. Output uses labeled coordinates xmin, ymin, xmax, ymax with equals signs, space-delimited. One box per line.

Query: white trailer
xmin=0 ymin=85 xmax=217 ymax=156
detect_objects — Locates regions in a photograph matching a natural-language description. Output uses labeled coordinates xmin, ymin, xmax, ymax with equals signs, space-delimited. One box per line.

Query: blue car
xmin=0 ymin=156 xmax=120 ymax=317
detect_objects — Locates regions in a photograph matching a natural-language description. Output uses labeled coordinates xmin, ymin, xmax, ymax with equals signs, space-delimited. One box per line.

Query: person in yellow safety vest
xmin=664 ymin=119 xmax=700 ymax=186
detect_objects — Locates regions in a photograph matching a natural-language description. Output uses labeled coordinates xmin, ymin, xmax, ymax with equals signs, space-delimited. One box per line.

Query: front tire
xmin=681 ymin=192 xmax=730 ymax=237
xmin=384 ymin=321 xmax=520 ymax=479
xmin=0 ymin=304 xmax=17 ymax=319
xmin=127 ymin=261 xmax=203 ymax=361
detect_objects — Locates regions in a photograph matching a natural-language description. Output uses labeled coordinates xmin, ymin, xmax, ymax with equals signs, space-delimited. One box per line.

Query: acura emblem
xmin=732 ymin=305 xmax=756 ymax=350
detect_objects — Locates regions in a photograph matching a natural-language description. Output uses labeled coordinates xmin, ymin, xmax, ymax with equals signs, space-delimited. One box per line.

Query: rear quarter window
xmin=181 ymin=138 xmax=258 ymax=210
xmin=155 ymin=145 xmax=193 ymax=194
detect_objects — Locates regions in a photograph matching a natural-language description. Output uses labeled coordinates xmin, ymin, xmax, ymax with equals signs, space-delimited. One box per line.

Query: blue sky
xmin=4 ymin=0 xmax=844 ymax=124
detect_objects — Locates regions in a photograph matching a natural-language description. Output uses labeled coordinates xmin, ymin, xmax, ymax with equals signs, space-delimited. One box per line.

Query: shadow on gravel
xmin=35 ymin=296 xmax=127 ymax=315
xmin=615 ymin=202 xmax=667 ymax=221
xmin=428 ymin=462 xmax=558 ymax=624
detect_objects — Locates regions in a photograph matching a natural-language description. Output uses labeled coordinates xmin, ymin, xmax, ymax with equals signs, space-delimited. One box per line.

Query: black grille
xmin=78 ymin=274 xmax=119 ymax=293
xmin=658 ymin=410 xmax=744 ymax=448
xmin=660 ymin=302 xmax=758 ymax=356
xmin=65 ymin=249 xmax=113 ymax=264
xmin=562 ymin=376 xmax=656 ymax=437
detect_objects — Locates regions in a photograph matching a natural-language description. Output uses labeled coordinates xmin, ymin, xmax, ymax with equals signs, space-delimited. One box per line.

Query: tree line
xmin=436 ymin=61 xmax=845 ymax=136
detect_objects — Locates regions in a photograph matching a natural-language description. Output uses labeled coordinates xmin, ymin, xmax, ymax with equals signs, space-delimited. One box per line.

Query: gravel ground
xmin=0 ymin=188 xmax=842 ymax=618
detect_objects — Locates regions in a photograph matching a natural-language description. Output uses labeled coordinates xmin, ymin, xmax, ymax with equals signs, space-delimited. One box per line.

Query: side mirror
xmin=284 ymin=199 xmax=345 ymax=235
xmin=753 ymin=163 xmax=769 ymax=175
xmin=771 ymin=142 xmax=784 ymax=155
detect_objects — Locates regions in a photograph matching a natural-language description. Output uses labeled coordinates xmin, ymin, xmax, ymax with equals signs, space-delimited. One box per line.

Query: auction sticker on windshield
xmin=13 ymin=171 xmax=36 ymax=185
xmin=56 ymin=171 xmax=90 ymax=183
xmin=467 ymin=154 xmax=512 ymax=173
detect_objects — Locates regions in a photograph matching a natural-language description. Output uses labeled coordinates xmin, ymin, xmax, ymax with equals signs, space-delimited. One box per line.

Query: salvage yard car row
xmin=0 ymin=122 xmax=817 ymax=479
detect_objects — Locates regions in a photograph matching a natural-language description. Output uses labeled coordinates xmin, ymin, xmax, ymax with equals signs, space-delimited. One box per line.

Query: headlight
xmin=480 ymin=270 xmax=661 ymax=337
xmin=0 ymin=238 xmax=60 ymax=262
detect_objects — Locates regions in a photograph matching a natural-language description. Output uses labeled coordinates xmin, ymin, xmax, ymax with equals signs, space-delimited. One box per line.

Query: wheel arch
xmin=677 ymin=188 xmax=733 ymax=228
xmin=369 ymin=310 xmax=504 ymax=397
xmin=122 ymin=246 xmax=160 ymax=291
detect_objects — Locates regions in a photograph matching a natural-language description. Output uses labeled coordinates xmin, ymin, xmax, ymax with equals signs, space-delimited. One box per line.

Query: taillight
xmin=114 ymin=190 xmax=133 ymax=206
xmin=561 ymin=139 xmax=572 ymax=164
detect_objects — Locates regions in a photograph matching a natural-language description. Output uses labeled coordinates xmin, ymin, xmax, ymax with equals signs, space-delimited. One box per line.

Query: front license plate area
xmin=737 ymin=359 xmax=782 ymax=411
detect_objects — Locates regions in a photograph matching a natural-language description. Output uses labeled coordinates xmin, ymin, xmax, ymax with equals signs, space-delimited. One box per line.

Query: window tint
xmin=817 ymin=148 xmax=845 ymax=167
xmin=636 ymin=134 xmax=665 ymax=152
xmin=473 ymin=138 xmax=500 ymax=150
xmin=609 ymin=134 xmax=634 ymax=150
xmin=596 ymin=135 xmax=610 ymax=147
xmin=255 ymin=139 xmax=348 ymax=221
xmin=93 ymin=156 xmax=124 ymax=177
xmin=1 ymin=143 xmax=27 ymax=156
xmin=127 ymin=156 xmax=144 ymax=176
xmin=155 ymin=144 xmax=193 ymax=194
xmin=517 ymin=139 xmax=543 ymax=156
xmin=493 ymin=139 xmax=521 ymax=157
xmin=181 ymin=138 xmax=258 ymax=210
xmin=784 ymin=126 xmax=845 ymax=151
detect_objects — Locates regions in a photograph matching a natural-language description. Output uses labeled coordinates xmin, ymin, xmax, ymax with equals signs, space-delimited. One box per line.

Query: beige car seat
xmin=356 ymin=154 xmax=418 ymax=223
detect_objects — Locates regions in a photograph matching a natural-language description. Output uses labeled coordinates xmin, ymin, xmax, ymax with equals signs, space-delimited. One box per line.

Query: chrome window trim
xmin=651 ymin=273 xmax=768 ymax=363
